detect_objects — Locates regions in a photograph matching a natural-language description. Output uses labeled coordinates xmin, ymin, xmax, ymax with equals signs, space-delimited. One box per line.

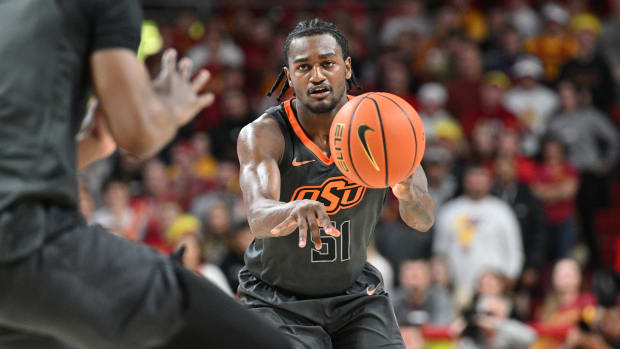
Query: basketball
xmin=329 ymin=92 xmax=426 ymax=188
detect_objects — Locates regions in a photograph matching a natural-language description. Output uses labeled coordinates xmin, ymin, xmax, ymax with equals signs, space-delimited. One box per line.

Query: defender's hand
xmin=152 ymin=49 xmax=215 ymax=127
xmin=270 ymin=200 xmax=340 ymax=249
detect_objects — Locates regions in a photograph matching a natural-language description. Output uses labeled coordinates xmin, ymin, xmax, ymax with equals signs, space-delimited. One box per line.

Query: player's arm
xmin=391 ymin=166 xmax=435 ymax=232
xmin=238 ymin=116 xmax=339 ymax=249
xmin=77 ymin=103 xmax=117 ymax=170
xmin=90 ymin=48 xmax=213 ymax=160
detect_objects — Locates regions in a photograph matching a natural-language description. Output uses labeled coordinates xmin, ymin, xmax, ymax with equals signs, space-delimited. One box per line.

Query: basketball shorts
xmin=0 ymin=205 xmax=289 ymax=349
xmin=238 ymin=262 xmax=405 ymax=349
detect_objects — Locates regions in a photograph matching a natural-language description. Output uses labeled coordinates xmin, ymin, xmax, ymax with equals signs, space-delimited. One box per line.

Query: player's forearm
xmin=398 ymin=193 xmax=435 ymax=232
xmin=247 ymin=199 xmax=297 ymax=238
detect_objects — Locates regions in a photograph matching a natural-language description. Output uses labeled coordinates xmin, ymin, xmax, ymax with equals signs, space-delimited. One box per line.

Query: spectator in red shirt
xmin=447 ymin=42 xmax=483 ymax=119
xmin=461 ymin=71 xmax=521 ymax=139
xmin=532 ymin=137 xmax=579 ymax=262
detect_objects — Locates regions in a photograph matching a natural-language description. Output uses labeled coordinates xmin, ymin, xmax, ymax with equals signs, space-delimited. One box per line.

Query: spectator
xmin=167 ymin=141 xmax=210 ymax=210
xmin=201 ymin=199 xmax=233 ymax=265
xmin=185 ymin=19 xmax=245 ymax=71
xmin=524 ymin=2 xmax=578 ymax=82
xmin=220 ymin=221 xmax=254 ymax=293
xmin=380 ymin=0 xmax=431 ymax=47
xmin=374 ymin=196 xmax=432 ymax=280
xmin=494 ymin=155 xmax=546 ymax=274
xmin=535 ymin=259 xmax=596 ymax=348
xmin=559 ymin=13 xmax=615 ymax=111
xmin=423 ymin=145 xmax=459 ymax=210
xmin=547 ymin=81 xmax=619 ymax=266
xmin=434 ymin=165 xmax=524 ymax=307
xmin=461 ymin=71 xmax=520 ymax=139
xmin=477 ymin=270 xmax=510 ymax=298
xmin=503 ymin=56 xmax=560 ymax=155
xmin=532 ymin=137 xmax=579 ymax=262
xmin=483 ymin=25 xmax=523 ymax=74
xmin=450 ymin=0 xmax=488 ymax=43
xmin=173 ymin=233 xmax=233 ymax=296
xmin=380 ymin=60 xmax=420 ymax=110
xmin=494 ymin=129 xmax=537 ymax=183
xmin=92 ymin=179 xmax=140 ymax=241
xmin=601 ymin=0 xmax=620 ymax=104
xmin=457 ymin=295 xmax=537 ymax=349
xmin=392 ymin=259 xmax=455 ymax=326
xmin=431 ymin=255 xmax=454 ymax=293
xmin=418 ymin=82 xmax=463 ymax=144
xmin=507 ymin=0 xmax=541 ymax=39
xmin=210 ymin=89 xmax=254 ymax=161
xmin=447 ymin=42 xmax=484 ymax=119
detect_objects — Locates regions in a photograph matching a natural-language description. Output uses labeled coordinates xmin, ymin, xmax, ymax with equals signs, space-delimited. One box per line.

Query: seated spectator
xmin=457 ymin=295 xmax=537 ymax=349
xmin=461 ymin=71 xmax=520 ymax=139
xmin=507 ymin=0 xmax=541 ymax=39
xmin=532 ymin=137 xmax=579 ymax=262
xmin=167 ymin=142 xmax=210 ymax=210
xmin=174 ymin=233 xmax=233 ymax=297
xmin=524 ymin=2 xmax=578 ymax=82
xmin=434 ymin=165 xmax=524 ymax=308
xmin=201 ymin=199 xmax=233 ymax=265
xmin=477 ymin=270 xmax=510 ymax=298
xmin=503 ymin=56 xmax=560 ymax=156
xmin=431 ymin=255 xmax=454 ymax=293
xmin=423 ymin=145 xmax=458 ymax=210
xmin=447 ymin=42 xmax=483 ymax=119
xmin=483 ymin=25 xmax=523 ymax=74
xmin=220 ymin=221 xmax=254 ymax=293
xmin=418 ymin=82 xmax=463 ymax=144
xmin=392 ymin=259 xmax=455 ymax=326
xmin=380 ymin=0 xmax=431 ymax=48
xmin=92 ymin=179 xmax=140 ymax=241
xmin=535 ymin=258 xmax=596 ymax=348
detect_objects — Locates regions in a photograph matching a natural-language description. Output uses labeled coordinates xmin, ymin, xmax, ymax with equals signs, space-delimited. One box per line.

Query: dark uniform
xmin=0 ymin=2 xmax=290 ymax=349
xmin=239 ymin=98 xmax=405 ymax=349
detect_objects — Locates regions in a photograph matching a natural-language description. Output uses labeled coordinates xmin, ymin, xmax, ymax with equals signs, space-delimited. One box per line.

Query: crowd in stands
xmin=79 ymin=0 xmax=620 ymax=347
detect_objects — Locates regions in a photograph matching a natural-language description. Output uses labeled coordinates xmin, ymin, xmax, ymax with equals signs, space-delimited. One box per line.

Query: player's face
xmin=285 ymin=34 xmax=351 ymax=114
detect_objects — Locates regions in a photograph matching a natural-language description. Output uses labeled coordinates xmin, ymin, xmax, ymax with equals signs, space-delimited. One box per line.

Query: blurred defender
xmin=0 ymin=1 xmax=289 ymax=348
xmin=237 ymin=19 xmax=435 ymax=349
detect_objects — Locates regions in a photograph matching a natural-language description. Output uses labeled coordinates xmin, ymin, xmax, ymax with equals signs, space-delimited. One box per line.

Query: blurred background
xmin=79 ymin=0 xmax=620 ymax=348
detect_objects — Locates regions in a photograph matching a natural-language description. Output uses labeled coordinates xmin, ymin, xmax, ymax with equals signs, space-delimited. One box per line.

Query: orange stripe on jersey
xmin=283 ymin=98 xmax=334 ymax=165
xmin=282 ymin=96 xmax=354 ymax=166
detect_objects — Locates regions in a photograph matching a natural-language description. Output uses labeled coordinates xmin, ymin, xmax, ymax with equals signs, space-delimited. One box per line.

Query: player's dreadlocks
xmin=267 ymin=18 xmax=361 ymax=101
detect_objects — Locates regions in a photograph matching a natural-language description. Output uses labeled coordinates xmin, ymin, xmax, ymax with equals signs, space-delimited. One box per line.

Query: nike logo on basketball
xmin=357 ymin=125 xmax=380 ymax=171
xmin=292 ymin=158 xmax=315 ymax=167
xmin=366 ymin=282 xmax=381 ymax=295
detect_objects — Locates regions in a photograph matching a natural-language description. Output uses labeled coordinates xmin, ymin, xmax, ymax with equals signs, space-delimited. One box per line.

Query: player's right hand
xmin=270 ymin=200 xmax=340 ymax=249
xmin=152 ymin=48 xmax=215 ymax=127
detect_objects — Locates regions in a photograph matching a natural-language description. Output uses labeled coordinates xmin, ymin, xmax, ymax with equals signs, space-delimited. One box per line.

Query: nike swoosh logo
xmin=357 ymin=125 xmax=380 ymax=171
xmin=366 ymin=282 xmax=381 ymax=296
xmin=292 ymin=158 xmax=316 ymax=167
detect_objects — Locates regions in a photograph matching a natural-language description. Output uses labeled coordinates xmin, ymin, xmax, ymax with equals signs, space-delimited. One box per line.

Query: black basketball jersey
xmin=244 ymin=98 xmax=388 ymax=297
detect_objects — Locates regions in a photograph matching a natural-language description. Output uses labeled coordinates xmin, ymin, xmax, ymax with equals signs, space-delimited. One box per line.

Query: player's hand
xmin=152 ymin=48 xmax=215 ymax=127
xmin=391 ymin=172 xmax=415 ymax=202
xmin=270 ymin=200 xmax=340 ymax=249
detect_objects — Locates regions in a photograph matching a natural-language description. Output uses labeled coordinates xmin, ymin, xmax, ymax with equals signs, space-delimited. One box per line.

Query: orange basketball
xmin=329 ymin=92 xmax=426 ymax=188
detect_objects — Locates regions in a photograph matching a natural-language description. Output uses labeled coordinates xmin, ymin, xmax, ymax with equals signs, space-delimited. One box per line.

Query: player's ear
xmin=344 ymin=57 xmax=352 ymax=80
xmin=283 ymin=66 xmax=293 ymax=87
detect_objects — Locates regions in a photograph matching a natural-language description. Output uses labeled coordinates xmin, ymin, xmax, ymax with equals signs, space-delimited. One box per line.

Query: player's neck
xmin=292 ymin=98 xmax=347 ymax=149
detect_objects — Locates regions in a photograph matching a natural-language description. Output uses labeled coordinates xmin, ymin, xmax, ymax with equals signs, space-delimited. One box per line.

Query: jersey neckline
xmin=282 ymin=95 xmax=353 ymax=166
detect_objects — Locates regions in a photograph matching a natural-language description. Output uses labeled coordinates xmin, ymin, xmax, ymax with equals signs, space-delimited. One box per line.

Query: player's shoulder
xmin=238 ymin=112 xmax=286 ymax=163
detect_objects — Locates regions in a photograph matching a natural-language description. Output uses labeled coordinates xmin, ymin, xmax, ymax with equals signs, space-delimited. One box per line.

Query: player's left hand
xmin=391 ymin=172 xmax=415 ymax=202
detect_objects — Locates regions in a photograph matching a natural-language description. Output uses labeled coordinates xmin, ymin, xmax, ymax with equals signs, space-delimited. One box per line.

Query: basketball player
xmin=0 ymin=1 xmax=289 ymax=348
xmin=237 ymin=19 xmax=435 ymax=348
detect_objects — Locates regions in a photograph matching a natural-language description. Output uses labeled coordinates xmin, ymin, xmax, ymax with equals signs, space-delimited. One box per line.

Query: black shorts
xmin=238 ymin=262 xmax=405 ymax=349
xmin=0 ymin=207 xmax=290 ymax=349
